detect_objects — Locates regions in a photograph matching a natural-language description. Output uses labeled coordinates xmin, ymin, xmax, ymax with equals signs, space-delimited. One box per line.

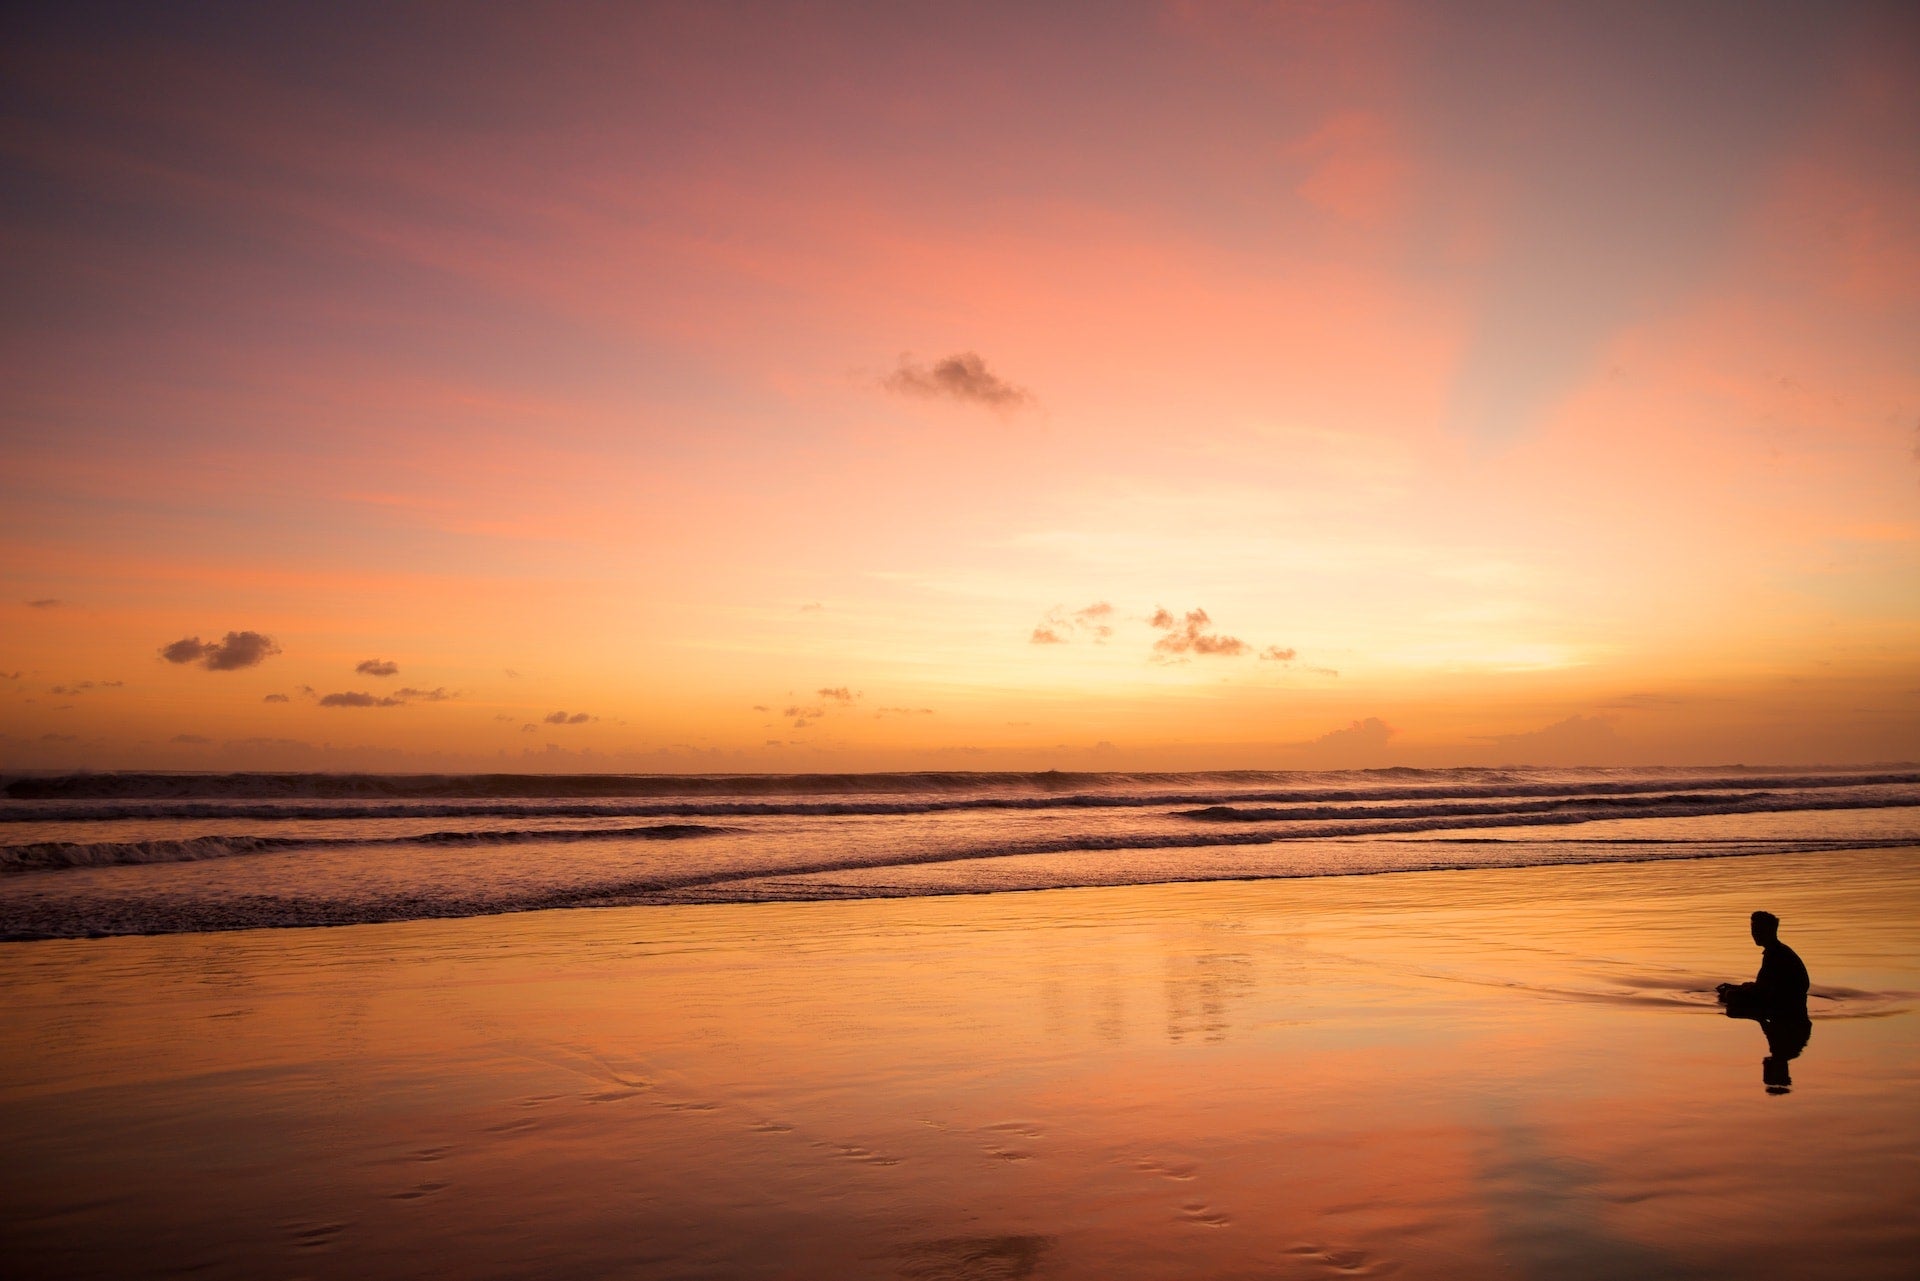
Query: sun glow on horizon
xmin=2 ymin=3 xmax=1916 ymax=773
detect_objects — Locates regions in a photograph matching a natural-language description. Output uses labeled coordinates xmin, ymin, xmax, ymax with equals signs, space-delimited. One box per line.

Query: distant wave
xmin=5 ymin=766 xmax=1913 ymax=802
xmin=9 ymin=789 xmax=1915 ymax=876
xmin=5 ymin=771 xmax=1915 ymax=822
xmin=1177 ymin=791 xmax=1920 ymax=824
xmin=0 ymin=823 xmax=729 ymax=873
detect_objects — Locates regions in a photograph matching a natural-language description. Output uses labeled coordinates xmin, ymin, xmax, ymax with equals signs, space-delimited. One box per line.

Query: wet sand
xmin=3 ymin=846 xmax=1917 ymax=1279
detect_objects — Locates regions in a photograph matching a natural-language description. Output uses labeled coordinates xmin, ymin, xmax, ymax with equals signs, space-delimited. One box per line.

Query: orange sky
xmin=3 ymin=2 xmax=1917 ymax=772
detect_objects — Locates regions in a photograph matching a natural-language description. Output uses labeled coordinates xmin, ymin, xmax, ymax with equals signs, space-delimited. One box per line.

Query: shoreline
xmin=5 ymin=846 xmax=1917 ymax=1278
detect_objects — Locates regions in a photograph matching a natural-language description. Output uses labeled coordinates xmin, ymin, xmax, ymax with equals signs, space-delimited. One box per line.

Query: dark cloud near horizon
xmin=159 ymin=630 xmax=281 ymax=671
xmin=1311 ymin=716 xmax=1395 ymax=752
xmin=264 ymin=693 xmax=290 ymax=702
xmin=395 ymin=686 xmax=456 ymax=702
xmin=1150 ymin=607 xmax=1247 ymax=657
xmin=544 ymin=710 xmax=591 ymax=724
xmin=1472 ymin=714 xmax=1621 ymax=764
xmin=50 ymin=680 xmax=123 ymax=694
xmin=883 ymin=351 xmax=1033 ymax=412
xmin=171 ymin=733 xmax=211 ymax=744
xmin=319 ymin=691 xmax=404 ymax=708
xmin=27 ymin=598 xmax=66 ymax=609
xmin=356 ymin=659 xmax=399 ymax=677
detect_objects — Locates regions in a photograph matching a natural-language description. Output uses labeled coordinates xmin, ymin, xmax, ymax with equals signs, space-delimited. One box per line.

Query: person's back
xmin=1753 ymin=929 xmax=1810 ymax=1001
xmin=1731 ymin=910 xmax=1808 ymax=1004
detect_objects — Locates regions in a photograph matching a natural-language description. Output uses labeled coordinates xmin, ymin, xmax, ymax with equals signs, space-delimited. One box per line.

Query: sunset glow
xmin=5 ymin=2 xmax=1916 ymax=771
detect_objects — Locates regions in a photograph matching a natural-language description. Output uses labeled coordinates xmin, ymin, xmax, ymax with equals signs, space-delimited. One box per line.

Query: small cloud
xmin=817 ymin=687 xmax=859 ymax=702
xmin=296 ymin=684 xmax=316 ymax=697
xmin=171 ymin=733 xmax=212 ymax=745
xmin=883 ymin=351 xmax=1033 ymax=412
xmin=159 ymin=630 xmax=281 ymax=671
xmin=544 ymin=710 xmax=591 ymax=725
xmin=504 ymin=668 xmax=521 ymax=678
xmin=394 ymin=686 xmax=456 ymax=702
xmin=799 ymin=602 xmax=824 ymax=613
xmin=264 ymin=693 xmax=290 ymax=703
xmin=356 ymin=659 xmax=399 ymax=677
xmin=1030 ymin=627 xmax=1067 ymax=645
xmin=1149 ymin=607 xmax=1247 ymax=658
xmin=783 ymin=704 xmax=824 ymax=728
xmin=493 ymin=713 xmax=516 ymax=721
xmin=0 ymin=671 xmax=21 ymax=681
xmin=876 ymin=706 xmax=935 ymax=717
xmin=27 ymin=598 xmax=66 ymax=609
xmin=520 ymin=723 xmax=537 ymax=732
xmin=319 ymin=691 xmax=404 ymax=708
xmin=752 ymin=704 xmax=771 ymax=713
xmin=1259 ymin=646 xmax=1297 ymax=662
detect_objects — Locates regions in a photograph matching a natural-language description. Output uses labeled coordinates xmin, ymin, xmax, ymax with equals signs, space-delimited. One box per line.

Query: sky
xmin=3 ymin=0 xmax=1917 ymax=773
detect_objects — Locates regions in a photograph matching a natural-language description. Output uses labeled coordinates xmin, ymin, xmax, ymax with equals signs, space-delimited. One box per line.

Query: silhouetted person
xmin=1717 ymin=910 xmax=1810 ymax=1006
xmin=1716 ymin=910 xmax=1812 ymax=1094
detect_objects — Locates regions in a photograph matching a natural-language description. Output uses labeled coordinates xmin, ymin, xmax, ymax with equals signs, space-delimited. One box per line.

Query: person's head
xmin=1750 ymin=910 xmax=1780 ymax=945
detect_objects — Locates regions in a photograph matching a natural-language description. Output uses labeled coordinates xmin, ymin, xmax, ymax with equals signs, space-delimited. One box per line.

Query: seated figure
xmin=1716 ymin=910 xmax=1812 ymax=1094
xmin=1716 ymin=909 xmax=1810 ymax=1010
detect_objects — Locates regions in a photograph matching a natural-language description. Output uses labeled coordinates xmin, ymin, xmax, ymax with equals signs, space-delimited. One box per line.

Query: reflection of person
xmin=1716 ymin=911 xmax=1812 ymax=1094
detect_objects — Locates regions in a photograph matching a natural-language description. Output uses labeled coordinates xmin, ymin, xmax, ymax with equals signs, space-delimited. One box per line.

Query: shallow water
xmin=2 ymin=846 xmax=1915 ymax=1278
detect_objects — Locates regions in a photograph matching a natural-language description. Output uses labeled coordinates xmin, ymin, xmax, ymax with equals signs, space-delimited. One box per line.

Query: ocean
xmin=3 ymin=766 xmax=1916 ymax=940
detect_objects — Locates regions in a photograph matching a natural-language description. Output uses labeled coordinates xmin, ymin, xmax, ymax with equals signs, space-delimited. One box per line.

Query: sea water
xmin=2 ymin=766 xmax=1916 ymax=938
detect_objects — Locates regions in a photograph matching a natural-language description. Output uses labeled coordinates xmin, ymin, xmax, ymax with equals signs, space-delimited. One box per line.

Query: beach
xmin=4 ymin=845 xmax=1915 ymax=1279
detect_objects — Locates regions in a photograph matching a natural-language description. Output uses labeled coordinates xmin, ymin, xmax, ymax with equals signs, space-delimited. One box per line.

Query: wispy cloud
xmin=263 ymin=693 xmax=290 ymax=702
xmin=883 ymin=351 xmax=1033 ymax=412
xmin=26 ymin=598 xmax=66 ymax=609
xmin=1030 ymin=601 xmax=1114 ymax=645
xmin=544 ymin=710 xmax=591 ymax=724
xmin=1259 ymin=645 xmax=1297 ymax=662
xmin=159 ymin=630 xmax=281 ymax=671
xmin=49 ymin=680 xmax=123 ymax=694
xmin=817 ymin=686 xmax=859 ymax=702
xmin=394 ymin=686 xmax=456 ymax=701
xmin=356 ymin=658 xmax=399 ymax=677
